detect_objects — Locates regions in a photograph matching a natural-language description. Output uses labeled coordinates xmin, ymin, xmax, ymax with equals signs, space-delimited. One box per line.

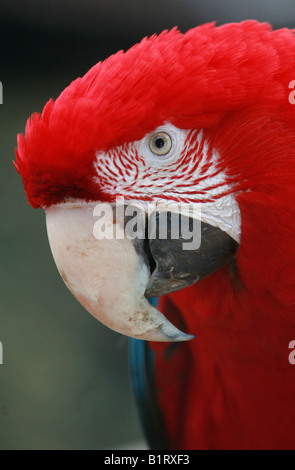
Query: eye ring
xmin=148 ymin=131 xmax=172 ymax=156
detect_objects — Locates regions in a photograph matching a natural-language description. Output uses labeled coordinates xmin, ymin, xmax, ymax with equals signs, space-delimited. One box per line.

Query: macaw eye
xmin=138 ymin=124 xmax=189 ymax=167
xmin=148 ymin=132 xmax=172 ymax=156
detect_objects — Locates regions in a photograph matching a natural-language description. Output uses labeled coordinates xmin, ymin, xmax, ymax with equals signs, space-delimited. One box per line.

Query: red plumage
xmin=16 ymin=21 xmax=295 ymax=206
xmin=15 ymin=21 xmax=295 ymax=449
xmin=152 ymin=106 xmax=295 ymax=448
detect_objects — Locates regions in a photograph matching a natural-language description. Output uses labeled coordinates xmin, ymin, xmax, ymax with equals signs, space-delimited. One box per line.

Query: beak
xmin=145 ymin=211 xmax=238 ymax=297
xmin=45 ymin=201 xmax=238 ymax=342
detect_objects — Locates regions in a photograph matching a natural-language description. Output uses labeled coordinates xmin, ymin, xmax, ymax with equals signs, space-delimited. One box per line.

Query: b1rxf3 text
xmin=148 ymin=455 xmax=189 ymax=465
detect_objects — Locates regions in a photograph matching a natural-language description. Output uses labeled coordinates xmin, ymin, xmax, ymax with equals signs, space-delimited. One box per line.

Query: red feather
xmin=150 ymin=104 xmax=295 ymax=449
xmin=15 ymin=21 xmax=295 ymax=448
xmin=15 ymin=21 xmax=295 ymax=208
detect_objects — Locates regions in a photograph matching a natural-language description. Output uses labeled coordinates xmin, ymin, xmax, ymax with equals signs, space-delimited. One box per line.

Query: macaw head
xmin=15 ymin=21 xmax=295 ymax=341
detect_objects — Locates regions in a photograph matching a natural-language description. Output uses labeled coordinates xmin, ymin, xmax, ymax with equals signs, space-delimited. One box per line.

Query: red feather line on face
xmin=15 ymin=21 xmax=295 ymax=208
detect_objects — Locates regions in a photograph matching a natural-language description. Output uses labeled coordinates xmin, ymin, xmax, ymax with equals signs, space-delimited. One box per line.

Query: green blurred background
xmin=1 ymin=0 xmax=294 ymax=450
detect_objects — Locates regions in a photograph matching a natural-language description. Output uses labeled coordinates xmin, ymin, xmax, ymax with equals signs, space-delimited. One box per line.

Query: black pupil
xmin=155 ymin=137 xmax=165 ymax=148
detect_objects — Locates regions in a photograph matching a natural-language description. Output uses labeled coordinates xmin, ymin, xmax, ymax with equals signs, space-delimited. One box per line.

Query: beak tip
xmin=158 ymin=324 xmax=196 ymax=342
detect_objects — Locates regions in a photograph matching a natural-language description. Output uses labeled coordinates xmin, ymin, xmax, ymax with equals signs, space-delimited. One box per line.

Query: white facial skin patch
xmin=94 ymin=123 xmax=241 ymax=243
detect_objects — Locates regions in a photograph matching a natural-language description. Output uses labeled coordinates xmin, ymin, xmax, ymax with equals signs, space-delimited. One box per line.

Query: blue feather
xmin=128 ymin=297 xmax=169 ymax=450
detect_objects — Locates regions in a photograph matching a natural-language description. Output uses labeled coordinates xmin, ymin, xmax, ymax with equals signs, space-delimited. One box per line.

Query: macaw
xmin=14 ymin=21 xmax=295 ymax=450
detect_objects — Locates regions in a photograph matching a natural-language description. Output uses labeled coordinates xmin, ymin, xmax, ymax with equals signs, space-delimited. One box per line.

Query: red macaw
xmin=15 ymin=21 xmax=295 ymax=449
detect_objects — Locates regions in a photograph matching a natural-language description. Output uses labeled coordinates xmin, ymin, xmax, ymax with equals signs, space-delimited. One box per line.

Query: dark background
xmin=1 ymin=0 xmax=295 ymax=450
